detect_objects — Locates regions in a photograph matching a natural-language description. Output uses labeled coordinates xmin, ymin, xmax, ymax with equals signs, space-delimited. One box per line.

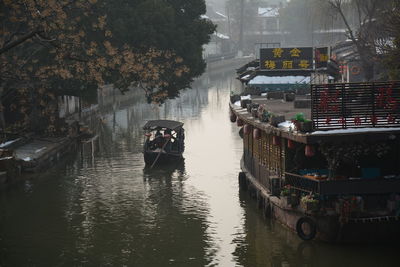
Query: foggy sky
xmin=206 ymin=0 xmax=225 ymax=11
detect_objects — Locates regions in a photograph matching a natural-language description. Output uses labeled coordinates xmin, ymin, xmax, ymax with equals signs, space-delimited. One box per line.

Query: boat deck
xmin=248 ymin=96 xmax=311 ymax=120
xmin=231 ymin=98 xmax=400 ymax=144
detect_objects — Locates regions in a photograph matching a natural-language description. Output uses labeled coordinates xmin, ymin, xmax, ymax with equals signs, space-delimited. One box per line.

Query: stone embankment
xmin=206 ymin=56 xmax=254 ymax=74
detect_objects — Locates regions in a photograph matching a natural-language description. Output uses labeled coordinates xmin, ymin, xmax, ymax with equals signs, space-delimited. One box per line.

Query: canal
xmin=0 ymin=69 xmax=398 ymax=267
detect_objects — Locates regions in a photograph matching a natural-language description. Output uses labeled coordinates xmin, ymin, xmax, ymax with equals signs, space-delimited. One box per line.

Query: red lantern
xmin=272 ymin=135 xmax=280 ymax=146
xmin=144 ymin=133 xmax=151 ymax=138
xmin=287 ymin=139 xmax=295 ymax=149
xmin=305 ymin=145 xmax=315 ymax=157
xmin=237 ymin=118 xmax=244 ymax=127
xmin=253 ymin=128 xmax=261 ymax=139
xmin=244 ymin=124 xmax=251 ymax=135
xmin=230 ymin=112 xmax=237 ymax=123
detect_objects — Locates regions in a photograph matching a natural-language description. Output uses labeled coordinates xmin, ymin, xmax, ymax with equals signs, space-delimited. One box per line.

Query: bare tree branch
xmin=0 ymin=30 xmax=43 ymax=55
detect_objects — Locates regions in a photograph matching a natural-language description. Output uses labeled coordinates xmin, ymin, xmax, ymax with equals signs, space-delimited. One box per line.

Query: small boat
xmin=143 ymin=120 xmax=185 ymax=166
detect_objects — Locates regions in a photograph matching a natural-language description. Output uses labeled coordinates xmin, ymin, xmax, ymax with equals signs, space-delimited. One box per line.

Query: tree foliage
xmin=226 ymin=0 xmax=260 ymax=52
xmin=324 ymin=0 xmax=394 ymax=81
xmin=0 ymin=0 xmax=214 ymax=132
xmin=98 ymin=0 xmax=215 ymax=100
xmin=0 ymin=0 xmax=214 ymax=101
xmin=382 ymin=1 xmax=400 ymax=79
xmin=279 ymin=0 xmax=322 ymax=46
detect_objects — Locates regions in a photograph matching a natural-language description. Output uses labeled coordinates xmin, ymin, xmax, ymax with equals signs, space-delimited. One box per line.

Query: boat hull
xmin=240 ymin=159 xmax=400 ymax=243
xmin=143 ymin=151 xmax=183 ymax=166
xmin=272 ymin=201 xmax=400 ymax=243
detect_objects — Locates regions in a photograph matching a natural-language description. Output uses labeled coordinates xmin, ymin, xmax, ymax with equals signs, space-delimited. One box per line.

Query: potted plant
xmin=270 ymin=114 xmax=286 ymax=127
xmin=280 ymin=185 xmax=291 ymax=197
xmin=247 ymin=103 xmax=259 ymax=113
xmin=241 ymin=99 xmax=251 ymax=108
xmin=280 ymin=185 xmax=299 ymax=207
xmin=301 ymin=195 xmax=320 ymax=212
xmin=291 ymin=112 xmax=305 ymax=131
xmin=300 ymin=119 xmax=314 ymax=133
xmin=258 ymin=109 xmax=271 ymax=122
xmin=251 ymin=107 xmax=259 ymax=118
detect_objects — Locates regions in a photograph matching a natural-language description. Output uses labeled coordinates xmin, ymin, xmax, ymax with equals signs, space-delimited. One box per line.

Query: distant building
xmin=203 ymin=32 xmax=232 ymax=58
xmin=243 ymin=5 xmax=288 ymax=56
xmin=203 ymin=5 xmax=235 ymax=58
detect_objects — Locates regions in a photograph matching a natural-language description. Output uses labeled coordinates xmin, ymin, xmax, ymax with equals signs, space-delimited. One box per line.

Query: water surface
xmin=0 ymin=70 xmax=398 ymax=267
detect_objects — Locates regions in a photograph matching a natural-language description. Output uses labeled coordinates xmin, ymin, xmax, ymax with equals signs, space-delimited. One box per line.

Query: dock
xmin=13 ymin=137 xmax=77 ymax=172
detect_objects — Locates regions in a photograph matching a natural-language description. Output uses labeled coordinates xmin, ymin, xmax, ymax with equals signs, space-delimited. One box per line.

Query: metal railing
xmin=311 ymin=81 xmax=400 ymax=130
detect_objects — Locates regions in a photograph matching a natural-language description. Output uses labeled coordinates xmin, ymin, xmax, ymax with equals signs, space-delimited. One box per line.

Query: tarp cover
xmin=143 ymin=120 xmax=184 ymax=130
xmin=249 ymin=75 xmax=310 ymax=84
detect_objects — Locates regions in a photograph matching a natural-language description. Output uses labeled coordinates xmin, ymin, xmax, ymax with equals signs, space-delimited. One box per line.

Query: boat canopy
xmin=143 ymin=120 xmax=184 ymax=131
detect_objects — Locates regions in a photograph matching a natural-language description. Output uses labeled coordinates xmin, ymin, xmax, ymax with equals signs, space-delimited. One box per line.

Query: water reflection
xmin=234 ymin=190 xmax=400 ymax=267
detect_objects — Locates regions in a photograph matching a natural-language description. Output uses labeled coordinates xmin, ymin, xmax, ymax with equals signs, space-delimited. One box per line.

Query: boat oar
xmin=150 ymin=138 xmax=170 ymax=169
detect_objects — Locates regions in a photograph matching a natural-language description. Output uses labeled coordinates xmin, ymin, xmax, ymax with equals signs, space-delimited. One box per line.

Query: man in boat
xmin=154 ymin=130 xmax=165 ymax=148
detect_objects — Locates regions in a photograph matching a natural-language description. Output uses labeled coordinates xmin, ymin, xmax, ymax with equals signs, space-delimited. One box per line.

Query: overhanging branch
xmin=0 ymin=30 xmax=43 ymax=55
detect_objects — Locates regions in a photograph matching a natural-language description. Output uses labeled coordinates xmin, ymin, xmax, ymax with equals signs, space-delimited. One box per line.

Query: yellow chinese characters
xmin=290 ymin=48 xmax=301 ymax=57
xmin=298 ymin=60 xmax=310 ymax=69
xmin=272 ymin=48 xmax=284 ymax=58
xmin=282 ymin=61 xmax=293 ymax=69
xmin=319 ymin=54 xmax=329 ymax=62
xmin=264 ymin=60 xmax=276 ymax=69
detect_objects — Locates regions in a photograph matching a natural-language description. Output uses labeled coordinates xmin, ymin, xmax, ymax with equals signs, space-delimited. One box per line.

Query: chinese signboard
xmin=315 ymin=47 xmax=330 ymax=69
xmin=260 ymin=47 xmax=313 ymax=70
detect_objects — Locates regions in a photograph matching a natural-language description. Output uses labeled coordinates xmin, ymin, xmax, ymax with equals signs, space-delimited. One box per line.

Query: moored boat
xmin=231 ymin=47 xmax=400 ymax=242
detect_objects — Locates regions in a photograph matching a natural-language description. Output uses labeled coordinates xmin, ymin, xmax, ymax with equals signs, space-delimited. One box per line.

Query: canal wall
xmin=206 ymin=56 xmax=254 ymax=74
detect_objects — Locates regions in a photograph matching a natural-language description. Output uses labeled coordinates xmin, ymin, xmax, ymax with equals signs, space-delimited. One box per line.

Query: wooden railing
xmin=284 ymin=172 xmax=319 ymax=193
xmin=285 ymin=172 xmax=400 ymax=195
xmin=244 ymin=152 xmax=277 ymax=192
xmin=311 ymin=81 xmax=400 ymax=130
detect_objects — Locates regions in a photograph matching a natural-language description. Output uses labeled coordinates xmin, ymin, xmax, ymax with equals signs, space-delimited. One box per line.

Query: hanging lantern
xmin=253 ymin=128 xmax=261 ymax=140
xmin=237 ymin=118 xmax=244 ymax=127
xmin=244 ymin=124 xmax=251 ymax=135
xmin=287 ymin=139 xmax=295 ymax=149
xmin=230 ymin=111 xmax=237 ymax=123
xmin=272 ymin=135 xmax=280 ymax=146
xmin=305 ymin=145 xmax=315 ymax=157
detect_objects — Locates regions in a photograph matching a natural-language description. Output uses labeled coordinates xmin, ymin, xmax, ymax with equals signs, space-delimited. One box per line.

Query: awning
xmin=143 ymin=120 xmax=184 ymax=131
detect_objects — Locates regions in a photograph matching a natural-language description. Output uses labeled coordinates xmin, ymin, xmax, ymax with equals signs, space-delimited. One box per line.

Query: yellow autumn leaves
xmin=1 ymin=0 xmax=191 ymax=104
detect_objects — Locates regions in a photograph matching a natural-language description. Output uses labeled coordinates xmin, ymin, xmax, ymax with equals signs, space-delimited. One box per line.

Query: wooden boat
xmin=232 ymin=51 xmax=400 ymax=242
xmin=143 ymin=120 xmax=185 ymax=166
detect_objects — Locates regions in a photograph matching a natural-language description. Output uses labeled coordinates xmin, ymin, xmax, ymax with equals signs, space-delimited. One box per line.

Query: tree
xmin=226 ymin=0 xmax=260 ymax=53
xmin=101 ymin=0 xmax=215 ymax=101
xmin=0 ymin=0 xmax=214 ymax=132
xmin=382 ymin=1 xmax=400 ymax=79
xmin=325 ymin=0 xmax=393 ymax=81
